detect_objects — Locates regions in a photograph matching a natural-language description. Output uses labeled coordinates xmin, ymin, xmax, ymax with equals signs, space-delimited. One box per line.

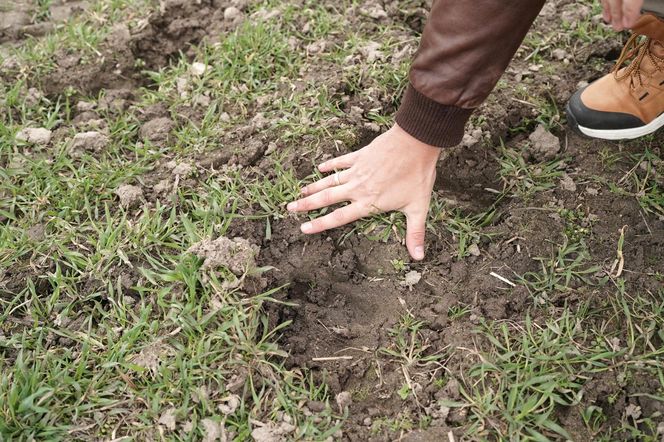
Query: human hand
xmin=602 ymin=0 xmax=643 ymax=30
xmin=287 ymin=123 xmax=441 ymax=261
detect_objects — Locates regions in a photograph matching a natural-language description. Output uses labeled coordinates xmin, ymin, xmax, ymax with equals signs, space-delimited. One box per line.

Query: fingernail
xmin=318 ymin=162 xmax=327 ymax=170
xmin=301 ymin=222 xmax=313 ymax=233
xmin=414 ymin=246 xmax=424 ymax=260
xmin=287 ymin=202 xmax=297 ymax=211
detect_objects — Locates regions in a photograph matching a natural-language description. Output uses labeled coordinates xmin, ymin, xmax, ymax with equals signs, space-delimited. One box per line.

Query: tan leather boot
xmin=567 ymin=14 xmax=664 ymax=140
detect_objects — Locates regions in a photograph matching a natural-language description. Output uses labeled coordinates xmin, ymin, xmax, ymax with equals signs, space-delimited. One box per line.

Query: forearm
xmin=396 ymin=0 xmax=546 ymax=147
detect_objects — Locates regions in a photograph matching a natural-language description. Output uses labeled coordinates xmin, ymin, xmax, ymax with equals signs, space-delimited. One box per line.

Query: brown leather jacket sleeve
xmin=396 ymin=0 xmax=546 ymax=147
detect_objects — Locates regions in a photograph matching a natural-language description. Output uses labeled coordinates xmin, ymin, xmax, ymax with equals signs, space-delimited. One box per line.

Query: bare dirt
xmin=2 ymin=0 xmax=663 ymax=440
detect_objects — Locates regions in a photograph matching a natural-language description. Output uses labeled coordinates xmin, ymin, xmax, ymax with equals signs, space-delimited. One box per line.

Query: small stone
xmin=551 ymin=48 xmax=567 ymax=60
xmin=265 ymin=142 xmax=278 ymax=156
xmin=190 ymin=62 xmax=207 ymax=76
xmin=16 ymin=127 xmax=52 ymax=145
xmin=467 ymin=244 xmax=481 ymax=257
xmin=363 ymin=417 xmax=372 ymax=426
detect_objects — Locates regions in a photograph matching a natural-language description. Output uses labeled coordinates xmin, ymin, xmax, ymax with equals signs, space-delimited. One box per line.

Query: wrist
xmin=392 ymin=123 xmax=442 ymax=161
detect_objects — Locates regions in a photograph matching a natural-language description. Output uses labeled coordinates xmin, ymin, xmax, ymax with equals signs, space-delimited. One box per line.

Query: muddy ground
xmin=1 ymin=0 xmax=663 ymax=440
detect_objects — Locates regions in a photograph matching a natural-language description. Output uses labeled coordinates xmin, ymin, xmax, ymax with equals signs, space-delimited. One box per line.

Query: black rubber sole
xmin=565 ymin=101 xmax=585 ymax=137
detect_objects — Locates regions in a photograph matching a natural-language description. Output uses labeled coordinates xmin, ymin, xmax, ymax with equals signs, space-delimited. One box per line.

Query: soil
xmin=2 ymin=0 xmax=663 ymax=440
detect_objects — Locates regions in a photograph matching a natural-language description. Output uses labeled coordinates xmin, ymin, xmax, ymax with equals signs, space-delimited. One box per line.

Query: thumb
xmin=405 ymin=208 xmax=428 ymax=261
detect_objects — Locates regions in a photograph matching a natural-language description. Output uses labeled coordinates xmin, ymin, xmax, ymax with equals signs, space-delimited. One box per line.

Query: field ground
xmin=1 ymin=0 xmax=663 ymax=440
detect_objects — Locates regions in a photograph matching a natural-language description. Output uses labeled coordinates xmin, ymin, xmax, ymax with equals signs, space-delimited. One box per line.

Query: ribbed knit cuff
xmin=395 ymin=84 xmax=474 ymax=148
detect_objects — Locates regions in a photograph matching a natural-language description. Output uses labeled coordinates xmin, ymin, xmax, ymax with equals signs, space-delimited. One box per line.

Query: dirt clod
xmin=139 ymin=117 xmax=174 ymax=145
xmin=251 ymin=421 xmax=296 ymax=442
xmin=223 ymin=6 xmax=242 ymax=21
xmin=335 ymin=391 xmax=352 ymax=412
xmin=560 ymin=173 xmax=577 ymax=192
xmin=70 ymin=131 xmax=110 ymax=156
xmin=26 ymin=224 xmax=46 ymax=241
xmin=527 ymin=124 xmax=561 ymax=161
xmin=16 ymin=127 xmax=52 ymax=145
xmin=171 ymin=162 xmax=195 ymax=177
xmin=400 ymin=270 xmax=422 ymax=289
xmin=24 ymin=88 xmax=44 ymax=106
xmin=115 ymin=184 xmax=144 ymax=207
xmin=76 ymin=100 xmax=96 ymax=112
xmin=218 ymin=394 xmax=240 ymax=415
xmin=131 ymin=340 xmax=171 ymax=374
xmin=187 ymin=236 xmax=259 ymax=275
xmin=201 ymin=418 xmax=226 ymax=442
xmin=158 ymin=407 xmax=177 ymax=431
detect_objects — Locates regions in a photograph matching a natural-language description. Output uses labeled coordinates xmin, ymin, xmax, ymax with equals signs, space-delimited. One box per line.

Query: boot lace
xmin=613 ymin=34 xmax=664 ymax=89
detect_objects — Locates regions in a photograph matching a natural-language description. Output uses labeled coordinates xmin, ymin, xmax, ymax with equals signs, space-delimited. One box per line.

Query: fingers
xmin=609 ymin=0 xmax=624 ymax=29
xmin=300 ymin=170 xmax=347 ymax=197
xmin=405 ymin=208 xmax=428 ymax=261
xmin=318 ymin=151 xmax=359 ymax=173
xmin=602 ymin=0 xmax=611 ymax=22
xmin=622 ymin=0 xmax=643 ymax=28
xmin=288 ymin=184 xmax=350 ymax=213
xmin=300 ymin=203 xmax=366 ymax=234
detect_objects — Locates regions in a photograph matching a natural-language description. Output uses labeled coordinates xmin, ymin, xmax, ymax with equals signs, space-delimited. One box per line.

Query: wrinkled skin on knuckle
xmin=409 ymin=230 xmax=426 ymax=242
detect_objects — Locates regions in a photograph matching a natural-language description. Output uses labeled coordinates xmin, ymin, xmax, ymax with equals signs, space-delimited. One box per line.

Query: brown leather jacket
xmin=396 ymin=0 xmax=546 ymax=147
